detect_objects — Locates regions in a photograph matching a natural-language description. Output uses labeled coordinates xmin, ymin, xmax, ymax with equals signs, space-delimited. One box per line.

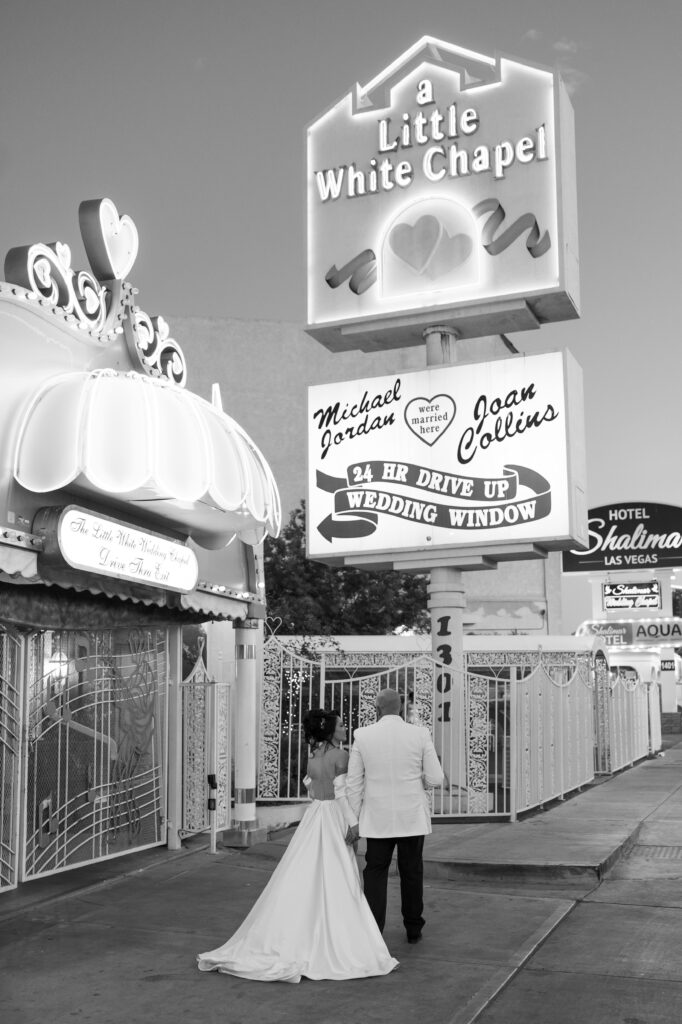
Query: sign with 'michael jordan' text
xmin=307 ymin=350 xmax=587 ymax=565
xmin=306 ymin=36 xmax=579 ymax=352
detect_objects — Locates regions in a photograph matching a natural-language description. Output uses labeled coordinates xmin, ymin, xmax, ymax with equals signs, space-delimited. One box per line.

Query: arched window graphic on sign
xmin=381 ymin=199 xmax=479 ymax=300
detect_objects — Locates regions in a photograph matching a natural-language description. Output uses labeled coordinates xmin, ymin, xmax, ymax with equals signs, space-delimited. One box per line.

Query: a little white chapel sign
xmin=306 ymin=36 xmax=579 ymax=351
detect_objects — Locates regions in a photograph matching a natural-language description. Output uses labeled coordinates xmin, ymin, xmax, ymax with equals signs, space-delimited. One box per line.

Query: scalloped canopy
xmin=14 ymin=370 xmax=281 ymax=549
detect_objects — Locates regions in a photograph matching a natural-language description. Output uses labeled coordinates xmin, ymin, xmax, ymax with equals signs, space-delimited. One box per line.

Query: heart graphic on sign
xmin=389 ymin=215 xmax=473 ymax=279
xmin=389 ymin=214 xmax=441 ymax=273
xmin=425 ymin=231 xmax=473 ymax=279
xmin=404 ymin=395 xmax=456 ymax=446
xmin=79 ymin=197 xmax=139 ymax=282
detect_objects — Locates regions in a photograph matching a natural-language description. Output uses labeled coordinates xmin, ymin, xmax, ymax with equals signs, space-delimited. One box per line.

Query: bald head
xmin=376 ymin=688 xmax=402 ymax=718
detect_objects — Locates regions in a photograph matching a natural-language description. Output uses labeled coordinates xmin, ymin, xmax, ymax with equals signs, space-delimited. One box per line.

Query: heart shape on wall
xmin=404 ymin=395 xmax=456 ymax=446
xmin=79 ymin=197 xmax=139 ymax=282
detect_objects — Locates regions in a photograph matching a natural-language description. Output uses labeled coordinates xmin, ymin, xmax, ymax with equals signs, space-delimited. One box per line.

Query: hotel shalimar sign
xmin=307 ymin=37 xmax=579 ymax=352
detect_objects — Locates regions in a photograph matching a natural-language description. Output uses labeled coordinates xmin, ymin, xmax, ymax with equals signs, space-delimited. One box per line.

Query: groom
xmin=346 ymin=688 xmax=444 ymax=943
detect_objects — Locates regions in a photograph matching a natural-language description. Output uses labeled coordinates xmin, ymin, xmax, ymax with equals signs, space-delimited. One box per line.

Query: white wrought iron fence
xmin=511 ymin=650 xmax=595 ymax=815
xmin=258 ymin=635 xmax=613 ymax=820
xmin=179 ymin=642 xmax=232 ymax=841
xmin=0 ymin=628 xmax=22 ymax=892
xmin=649 ymin=681 xmax=663 ymax=754
xmin=599 ymin=668 xmax=661 ymax=774
xmin=431 ymin=647 xmax=596 ymax=818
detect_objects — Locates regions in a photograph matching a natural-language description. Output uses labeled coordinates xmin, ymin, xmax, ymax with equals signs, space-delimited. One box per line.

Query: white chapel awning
xmin=13 ymin=370 xmax=281 ymax=548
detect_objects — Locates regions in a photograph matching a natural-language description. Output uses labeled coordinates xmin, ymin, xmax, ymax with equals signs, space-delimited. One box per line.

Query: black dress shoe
xmin=407 ymin=933 xmax=422 ymax=944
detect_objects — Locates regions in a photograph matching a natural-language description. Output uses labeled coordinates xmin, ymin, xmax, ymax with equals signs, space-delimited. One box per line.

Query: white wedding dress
xmin=197 ymin=774 xmax=399 ymax=983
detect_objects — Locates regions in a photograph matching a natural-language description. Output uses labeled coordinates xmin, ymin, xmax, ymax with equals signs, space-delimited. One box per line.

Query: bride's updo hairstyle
xmin=303 ymin=708 xmax=340 ymax=750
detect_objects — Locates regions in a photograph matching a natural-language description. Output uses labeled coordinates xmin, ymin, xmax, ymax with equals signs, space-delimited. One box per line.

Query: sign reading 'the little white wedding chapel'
xmin=48 ymin=506 xmax=199 ymax=593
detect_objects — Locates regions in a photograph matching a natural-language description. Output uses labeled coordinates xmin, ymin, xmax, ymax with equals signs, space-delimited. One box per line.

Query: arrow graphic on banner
xmin=316 ymin=470 xmax=379 ymax=541
xmin=317 ymin=511 xmax=378 ymax=543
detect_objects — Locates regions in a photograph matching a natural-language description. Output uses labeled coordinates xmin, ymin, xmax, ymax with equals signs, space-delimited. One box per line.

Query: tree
xmin=263 ymin=501 xmax=429 ymax=635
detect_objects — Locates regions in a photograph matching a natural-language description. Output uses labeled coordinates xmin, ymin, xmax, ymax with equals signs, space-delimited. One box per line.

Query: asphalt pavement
xmin=2 ymin=734 xmax=682 ymax=1024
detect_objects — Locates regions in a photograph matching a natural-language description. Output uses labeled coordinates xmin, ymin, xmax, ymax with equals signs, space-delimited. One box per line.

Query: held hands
xmin=345 ymin=824 xmax=360 ymax=846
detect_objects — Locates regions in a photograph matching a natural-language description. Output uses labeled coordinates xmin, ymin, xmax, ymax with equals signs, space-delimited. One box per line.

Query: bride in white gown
xmin=197 ymin=708 xmax=399 ymax=983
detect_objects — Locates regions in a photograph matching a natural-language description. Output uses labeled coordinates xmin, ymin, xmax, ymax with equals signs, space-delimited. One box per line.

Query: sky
xmin=1 ymin=0 xmax=680 ymax=627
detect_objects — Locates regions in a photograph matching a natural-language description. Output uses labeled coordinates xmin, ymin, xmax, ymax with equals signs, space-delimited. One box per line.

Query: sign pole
xmin=423 ymin=326 xmax=466 ymax=743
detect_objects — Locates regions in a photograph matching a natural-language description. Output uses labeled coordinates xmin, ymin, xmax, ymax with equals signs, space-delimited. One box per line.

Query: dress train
xmin=197 ymin=793 xmax=398 ymax=982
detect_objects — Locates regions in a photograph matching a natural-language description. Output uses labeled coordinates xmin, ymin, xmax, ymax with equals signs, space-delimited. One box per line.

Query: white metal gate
xmin=179 ymin=642 xmax=232 ymax=839
xmin=1 ymin=627 xmax=22 ymax=892
xmin=22 ymin=627 xmax=168 ymax=880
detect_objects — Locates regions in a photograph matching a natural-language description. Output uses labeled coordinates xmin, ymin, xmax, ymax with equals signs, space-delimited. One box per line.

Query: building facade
xmin=0 ymin=200 xmax=280 ymax=892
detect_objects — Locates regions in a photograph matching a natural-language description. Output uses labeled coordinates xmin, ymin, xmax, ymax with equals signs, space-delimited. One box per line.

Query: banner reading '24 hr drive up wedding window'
xmin=307 ymin=351 xmax=587 ymax=565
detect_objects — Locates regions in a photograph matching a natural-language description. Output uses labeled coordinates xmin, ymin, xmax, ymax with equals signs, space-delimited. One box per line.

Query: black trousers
xmin=363 ymin=835 xmax=425 ymax=937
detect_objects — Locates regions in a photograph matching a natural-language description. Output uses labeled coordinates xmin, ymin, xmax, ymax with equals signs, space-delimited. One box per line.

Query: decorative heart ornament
xmin=79 ymin=197 xmax=139 ymax=282
xmin=55 ymin=242 xmax=72 ymax=270
xmin=266 ymin=615 xmax=283 ymax=636
xmin=404 ymin=395 xmax=456 ymax=446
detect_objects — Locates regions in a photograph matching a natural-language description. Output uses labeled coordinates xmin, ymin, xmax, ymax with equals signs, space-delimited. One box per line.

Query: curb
xmin=231 ymin=821 xmax=644 ymax=884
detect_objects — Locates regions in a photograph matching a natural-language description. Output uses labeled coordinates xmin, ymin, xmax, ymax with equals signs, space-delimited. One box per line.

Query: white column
xmin=424 ymin=326 xmax=468 ymax=799
xmin=222 ymin=617 xmax=268 ymax=846
xmin=233 ymin=619 xmax=259 ymax=827
xmin=423 ymin=326 xmax=466 ymax=670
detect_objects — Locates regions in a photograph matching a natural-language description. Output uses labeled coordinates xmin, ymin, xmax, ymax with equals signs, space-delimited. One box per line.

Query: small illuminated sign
xmin=602 ymin=580 xmax=661 ymax=612
xmin=49 ymin=506 xmax=199 ymax=592
xmin=577 ymin=618 xmax=682 ymax=647
xmin=307 ymin=350 xmax=586 ymax=565
xmin=307 ymin=36 xmax=579 ymax=351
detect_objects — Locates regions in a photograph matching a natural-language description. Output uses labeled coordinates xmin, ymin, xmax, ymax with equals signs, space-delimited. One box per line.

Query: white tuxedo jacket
xmin=346 ymin=716 xmax=444 ymax=838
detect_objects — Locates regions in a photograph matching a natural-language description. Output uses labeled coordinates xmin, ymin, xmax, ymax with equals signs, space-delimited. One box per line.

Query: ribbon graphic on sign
xmin=316 ymin=463 xmax=551 ymax=541
xmin=325 ymin=249 xmax=377 ymax=295
xmin=472 ymin=199 xmax=551 ymax=258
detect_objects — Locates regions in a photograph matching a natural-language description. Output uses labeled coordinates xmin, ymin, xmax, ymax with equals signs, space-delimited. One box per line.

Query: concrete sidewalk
xmin=245 ymin=735 xmax=682 ymax=889
xmin=2 ymin=735 xmax=682 ymax=1024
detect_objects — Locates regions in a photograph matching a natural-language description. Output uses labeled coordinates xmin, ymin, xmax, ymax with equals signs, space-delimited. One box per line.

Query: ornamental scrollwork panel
xmin=183 ymin=685 xmax=208 ymax=834
xmin=258 ymin=643 xmax=284 ymax=799
xmin=465 ymin=671 xmax=490 ymax=813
